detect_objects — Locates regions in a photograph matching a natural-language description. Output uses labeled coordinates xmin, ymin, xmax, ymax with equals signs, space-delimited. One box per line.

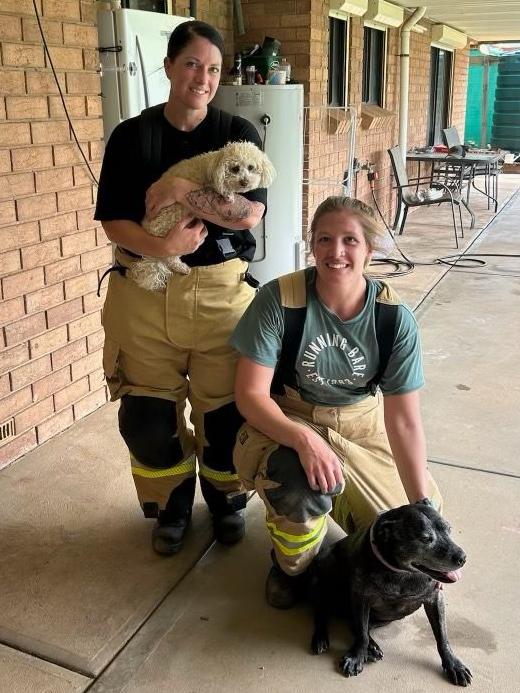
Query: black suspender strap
xmin=370 ymin=301 xmax=399 ymax=395
xmin=271 ymin=305 xmax=306 ymax=395
xmin=139 ymin=102 xmax=166 ymax=177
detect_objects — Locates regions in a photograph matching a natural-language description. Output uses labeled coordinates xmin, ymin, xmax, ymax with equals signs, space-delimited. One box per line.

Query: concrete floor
xmin=1 ymin=176 xmax=519 ymax=692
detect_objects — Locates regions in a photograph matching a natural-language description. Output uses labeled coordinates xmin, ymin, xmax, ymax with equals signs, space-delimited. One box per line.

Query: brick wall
xmin=0 ymin=0 xmax=108 ymax=468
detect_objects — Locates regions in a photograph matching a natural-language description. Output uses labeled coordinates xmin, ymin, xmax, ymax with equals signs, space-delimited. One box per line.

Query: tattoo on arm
xmin=186 ymin=187 xmax=259 ymax=222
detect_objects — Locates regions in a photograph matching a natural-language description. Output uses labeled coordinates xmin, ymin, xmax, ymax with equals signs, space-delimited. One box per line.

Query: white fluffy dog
xmin=129 ymin=141 xmax=276 ymax=291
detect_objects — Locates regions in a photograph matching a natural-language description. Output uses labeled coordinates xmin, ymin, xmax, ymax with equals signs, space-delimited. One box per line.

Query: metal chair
xmin=442 ymin=127 xmax=500 ymax=211
xmin=388 ymin=146 xmax=464 ymax=248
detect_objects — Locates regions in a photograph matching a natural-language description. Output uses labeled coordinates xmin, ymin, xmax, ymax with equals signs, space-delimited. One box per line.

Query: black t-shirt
xmin=94 ymin=105 xmax=267 ymax=266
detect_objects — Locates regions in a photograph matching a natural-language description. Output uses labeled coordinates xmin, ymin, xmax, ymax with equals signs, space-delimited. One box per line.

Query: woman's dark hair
xmin=167 ymin=20 xmax=224 ymax=61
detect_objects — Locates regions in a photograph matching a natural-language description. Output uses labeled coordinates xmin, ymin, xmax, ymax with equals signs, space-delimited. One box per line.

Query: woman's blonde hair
xmin=309 ymin=196 xmax=384 ymax=253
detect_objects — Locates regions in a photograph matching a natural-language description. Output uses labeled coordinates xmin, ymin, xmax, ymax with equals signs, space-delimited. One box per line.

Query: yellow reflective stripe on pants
xmin=131 ymin=453 xmax=196 ymax=479
xmin=266 ymin=515 xmax=327 ymax=556
xmin=199 ymin=462 xmax=240 ymax=483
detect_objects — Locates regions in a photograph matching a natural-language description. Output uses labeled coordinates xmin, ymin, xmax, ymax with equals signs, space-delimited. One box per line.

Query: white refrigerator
xmin=97 ymin=8 xmax=189 ymax=140
xmin=212 ymin=84 xmax=305 ymax=285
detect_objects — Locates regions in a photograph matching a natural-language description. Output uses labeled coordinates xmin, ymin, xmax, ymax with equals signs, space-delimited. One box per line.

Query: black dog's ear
xmin=376 ymin=517 xmax=399 ymax=543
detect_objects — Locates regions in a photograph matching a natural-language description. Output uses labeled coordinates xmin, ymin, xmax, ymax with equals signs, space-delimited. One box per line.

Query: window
xmin=362 ymin=26 xmax=385 ymax=106
xmin=427 ymin=47 xmax=453 ymax=145
xmin=328 ymin=16 xmax=348 ymax=107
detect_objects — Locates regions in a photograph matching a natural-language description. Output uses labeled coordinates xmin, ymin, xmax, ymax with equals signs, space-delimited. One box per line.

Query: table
xmin=406 ymin=151 xmax=501 ymax=228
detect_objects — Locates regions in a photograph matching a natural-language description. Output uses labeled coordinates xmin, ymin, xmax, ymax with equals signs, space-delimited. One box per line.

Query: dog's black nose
xmin=453 ymin=550 xmax=466 ymax=567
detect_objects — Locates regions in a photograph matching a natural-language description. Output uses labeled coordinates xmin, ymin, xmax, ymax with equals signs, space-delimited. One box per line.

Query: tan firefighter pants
xmin=102 ymin=249 xmax=255 ymax=513
xmin=233 ymin=390 xmax=442 ymax=575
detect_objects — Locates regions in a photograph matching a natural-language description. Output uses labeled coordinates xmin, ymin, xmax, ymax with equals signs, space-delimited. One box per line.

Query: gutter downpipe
xmin=399 ymin=7 xmax=427 ymax=159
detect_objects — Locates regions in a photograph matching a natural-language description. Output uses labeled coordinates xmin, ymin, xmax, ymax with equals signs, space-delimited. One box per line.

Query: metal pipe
xmin=399 ymin=7 xmax=426 ymax=159
xmin=189 ymin=1 xmax=197 ymax=18
xmin=233 ymin=0 xmax=245 ymax=35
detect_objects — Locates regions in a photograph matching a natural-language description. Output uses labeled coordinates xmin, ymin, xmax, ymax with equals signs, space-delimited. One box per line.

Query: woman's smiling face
xmin=312 ymin=210 xmax=372 ymax=283
xmin=164 ymin=35 xmax=222 ymax=111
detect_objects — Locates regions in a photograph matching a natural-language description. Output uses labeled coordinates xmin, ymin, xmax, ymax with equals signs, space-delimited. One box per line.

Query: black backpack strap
xmin=271 ymin=270 xmax=308 ymax=396
xmin=139 ymin=103 xmax=166 ymax=177
xmin=368 ymin=300 xmax=399 ymax=395
xmin=216 ymin=108 xmax=234 ymax=148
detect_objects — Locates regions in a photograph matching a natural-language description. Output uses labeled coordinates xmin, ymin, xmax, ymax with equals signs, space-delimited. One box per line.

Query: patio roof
xmin=393 ymin=0 xmax=520 ymax=42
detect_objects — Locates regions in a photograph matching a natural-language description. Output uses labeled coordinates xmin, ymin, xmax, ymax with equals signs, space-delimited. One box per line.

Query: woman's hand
xmin=146 ymin=176 xmax=186 ymax=219
xmin=160 ymin=214 xmax=207 ymax=256
xmin=294 ymin=429 xmax=344 ymax=494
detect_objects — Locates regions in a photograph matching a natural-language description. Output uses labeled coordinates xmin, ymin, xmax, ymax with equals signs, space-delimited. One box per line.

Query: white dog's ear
xmin=259 ymin=154 xmax=276 ymax=188
xmin=207 ymin=148 xmax=228 ymax=197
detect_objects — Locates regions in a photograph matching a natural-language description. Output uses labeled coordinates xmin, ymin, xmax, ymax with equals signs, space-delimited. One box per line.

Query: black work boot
xmin=151 ymin=477 xmax=196 ymax=556
xmin=265 ymin=550 xmax=306 ymax=609
xmin=199 ymin=477 xmax=246 ymax=545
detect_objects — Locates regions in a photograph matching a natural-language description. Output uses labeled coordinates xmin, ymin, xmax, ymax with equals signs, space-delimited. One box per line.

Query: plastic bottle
xmin=280 ymin=57 xmax=291 ymax=82
xmin=232 ymin=53 xmax=242 ymax=86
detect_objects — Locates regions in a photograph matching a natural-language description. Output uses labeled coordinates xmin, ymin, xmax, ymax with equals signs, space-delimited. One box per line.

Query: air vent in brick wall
xmin=0 ymin=419 xmax=16 ymax=445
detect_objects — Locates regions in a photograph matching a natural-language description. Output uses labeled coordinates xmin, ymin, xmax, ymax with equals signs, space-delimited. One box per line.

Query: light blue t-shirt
xmin=230 ymin=269 xmax=424 ymax=406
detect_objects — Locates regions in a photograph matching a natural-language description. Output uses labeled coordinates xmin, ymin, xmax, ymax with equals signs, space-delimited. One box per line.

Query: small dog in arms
xmin=310 ymin=500 xmax=472 ymax=686
xmin=129 ymin=141 xmax=276 ymax=291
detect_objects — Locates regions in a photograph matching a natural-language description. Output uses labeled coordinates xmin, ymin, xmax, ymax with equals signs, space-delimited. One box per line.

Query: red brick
xmin=11 ymin=354 xmax=52 ymax=390
xmin=69 ymin=118 xmax=104 ymax=142
xmin=16 ymin=192 xmax=57 ymax=222
xmin=45 ymin=46 xmax=84 ymax=70
xmin=0 ymin=430 xmax=37 ymax=470
xmin=57 ymin=186 xmax=93 ymax=212
xmin=86 ymin=96 xmax=102 ymax=117
xmin=5 ymin=96 xmax=48 ymax=120
xmin=65 ymin=71 xmax=100 ymax=95
xmin=53 ymin=143 xmax=84 ymax=166
xmin=64 ymin=271 xmax=98 ymax=300
xmin=36 ymin=406 xmax=74 ymax=444
xmin=25 ymin=283 xmax=65 ymax=314
xmin=21 ymin=239 xmax=61 ymax=269
xmin=42 ymin=0 xmax=81 ymax=21
xmin=4 ymin=312 xmax=46 ymax=347
xmin=39 ymin=211 xmax=77 ymax=240
xmin=53 ymin=376 xmax=89 ymax=411
xmin=1 ymin=0 xmax=40 ymax=14
xmin=35 ymin=167 xmax=73 ymax=194
xmin=0 ymin=343 xmax=29 ymax=375
xmin=73 ymin=162 xmax=101 ymax=187
xmin=0 ymin=200 xmax=17 ymax=226
xmin=46 ymin=297 xmax=83 ymax=329
xmin=0 ymin=15 xmax=22 ymax=41
xmin=49 ymin=95 xmax=86 ymax=119
xmin=2 ymin=43 xmax=45 ymax=68
xmin=76 ymin=207 xmax=97 ymax=230
xmin=96 ymin=226 xmax=108 ymax=246
xmin=12 ymin=146 xmax=53 ymax=172
xmin=15 ymin=396 xmax=54 ymax=433
xmin=0 ymin=374 xmax=9 ymax=399
xmin=51 ymin=337 xmax=87 ymax=370
xmin=0 ymin=70 xmax=25 ymax=96
xmin=30 ymin=325 xmax=68 ymax=359
xmin=80 ymin=0 xmax=95 ymax=22
xmin=0 ymin=386 xmax=32 ymax=422
xmin=0 ymin=172 xmax=35 ymax=200
xmin=44 ymin=256 xmax=81 ymax=284
xmin=22 ymin=17 xmax=63 ymax=44
xmin=0 ymin=150 xmax=11 ymax=175
xmin=88 ymin=366 xmax=105 ymax=390
xmin=26 ymin=70 xmax=66 ymax=95
xmin=83 ymin=291 xmax=104 ymax=313
xmin=0 ymin=297 xmax=25 ymax=326
xmin=63 ymin=22 xmax=98 ymax=47
xmin=80 ymin=245 xmax=112 ymax=272
xmin=31 ymin=120 xmax=71 ymax=145
xmin=32 ymin=366 xmax=71 ymax=401
xmin=68 ymin=311 xmax=101 ymax=341
xmin=70 ymin=350 xmax=102 ymax=380
xmin=86 ymin=329 xmax=104 ymax=354
xmin=61 ymin=229 xmax=96 ymax=256
xmin=0 ymin=249 xmax=22 ymax=277
xmin=2 ymin=267 xmax=44 ymax=299
xmin=73 ymin=387 xmax=107 ymax=419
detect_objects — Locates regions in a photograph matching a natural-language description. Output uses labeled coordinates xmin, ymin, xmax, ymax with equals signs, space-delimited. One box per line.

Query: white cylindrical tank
xmin=212 ymin=84 xmax=304 ymax=286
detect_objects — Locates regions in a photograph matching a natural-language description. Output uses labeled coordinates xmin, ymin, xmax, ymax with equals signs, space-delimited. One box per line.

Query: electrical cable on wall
xmin=32 ymin=0 xmax=99 ymax=187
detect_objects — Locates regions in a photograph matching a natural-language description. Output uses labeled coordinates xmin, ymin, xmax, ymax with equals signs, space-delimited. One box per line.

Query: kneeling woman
xmin=231 ymin=196 xmax=442 ymax=608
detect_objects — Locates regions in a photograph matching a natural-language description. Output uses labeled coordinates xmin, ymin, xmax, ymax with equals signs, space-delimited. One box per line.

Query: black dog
xmin=310 ymin=500 xmax=472 ymax=686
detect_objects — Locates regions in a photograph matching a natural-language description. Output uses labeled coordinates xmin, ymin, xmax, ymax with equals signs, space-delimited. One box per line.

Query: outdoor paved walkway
xmin=1 ymin=177 xmax=519 ymax=692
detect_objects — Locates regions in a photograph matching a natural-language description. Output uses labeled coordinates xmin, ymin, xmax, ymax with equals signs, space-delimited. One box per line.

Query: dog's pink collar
xmin=369 ymin=521 xmax=409 ymax=574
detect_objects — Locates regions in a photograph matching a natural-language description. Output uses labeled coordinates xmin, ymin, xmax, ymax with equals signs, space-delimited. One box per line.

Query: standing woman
xmin=232 ymin=196 xmax=442 ymax=608
xmin=95 ymin=21 xmax=266 ymax=555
